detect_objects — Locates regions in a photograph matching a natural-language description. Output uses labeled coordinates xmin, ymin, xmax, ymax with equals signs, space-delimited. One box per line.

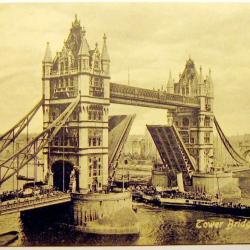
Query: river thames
xmin=1 ymin=170 xmax=250 ymax=246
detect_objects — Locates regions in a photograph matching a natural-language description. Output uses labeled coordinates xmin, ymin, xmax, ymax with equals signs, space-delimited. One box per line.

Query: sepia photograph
xmin=0 ymin=1 xmax=250 ymax=247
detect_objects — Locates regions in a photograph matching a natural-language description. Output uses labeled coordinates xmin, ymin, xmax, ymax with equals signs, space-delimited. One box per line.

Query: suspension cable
xmin=214 ymin=117 xmax=248 ymax=165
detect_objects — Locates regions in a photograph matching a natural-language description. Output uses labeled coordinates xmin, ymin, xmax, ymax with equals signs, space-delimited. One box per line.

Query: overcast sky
xmin=0 ymin=3 xmax=250 ymax=136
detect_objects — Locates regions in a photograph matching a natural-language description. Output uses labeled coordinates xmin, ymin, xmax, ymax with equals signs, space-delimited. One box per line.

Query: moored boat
xmin=156 ymin=193 xmax=250 ymax=217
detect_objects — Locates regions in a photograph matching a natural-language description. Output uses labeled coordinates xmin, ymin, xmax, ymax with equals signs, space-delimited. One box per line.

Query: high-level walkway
xmin=110 ymin=83 xmax=200 ymax=109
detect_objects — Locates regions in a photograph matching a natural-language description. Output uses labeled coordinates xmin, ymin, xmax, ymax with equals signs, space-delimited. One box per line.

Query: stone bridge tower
xmin=42 ymin=15 xmax=110 ymax=193
xmin=167 ymin=58 xmax=214 ymax=173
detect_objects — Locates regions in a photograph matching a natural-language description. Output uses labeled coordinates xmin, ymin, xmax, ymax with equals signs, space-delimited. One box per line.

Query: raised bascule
xmin=0 ymin=15 xmax=249 ymax=234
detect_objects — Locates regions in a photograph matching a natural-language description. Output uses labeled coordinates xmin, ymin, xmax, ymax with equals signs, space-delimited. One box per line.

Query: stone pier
xmin=72 ymin=191 xmax=139 ymax=235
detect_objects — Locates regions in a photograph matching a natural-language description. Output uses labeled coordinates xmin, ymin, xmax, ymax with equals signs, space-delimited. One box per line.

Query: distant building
xmin=123 ymin=129 xmax=159 ymax=160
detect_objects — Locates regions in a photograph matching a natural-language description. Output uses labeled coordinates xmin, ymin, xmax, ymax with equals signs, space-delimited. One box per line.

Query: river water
xmin=1 ymin=170 xmax=250 ymax=246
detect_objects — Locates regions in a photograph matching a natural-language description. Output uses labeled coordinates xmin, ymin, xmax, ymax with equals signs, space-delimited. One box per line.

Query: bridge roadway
xmin=0 ymin=192 xmax=71 ymax=216
xmin=110 ymin=83 xmax=200 ymax=109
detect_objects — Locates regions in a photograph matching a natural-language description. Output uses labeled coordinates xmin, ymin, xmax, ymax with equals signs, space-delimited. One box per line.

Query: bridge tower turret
xmin=196 ymin=68 xmax=214 ymax=173
xmin=42 ymin=42 xmax=52 ymax=100
xmin=101 ymin=33 xmax=110 ymax=76
xmin=166 ymin=71 xmax=174 ymax=94
xmin=42 ymin=42 xmax=53 ymax=180
xmin=42 ymin=16 xmax=111 ymax=193
xmin=78 ymin=28 xmax=90 ymax=72
xmin=167 ymin=59 xmax=214 ymax=174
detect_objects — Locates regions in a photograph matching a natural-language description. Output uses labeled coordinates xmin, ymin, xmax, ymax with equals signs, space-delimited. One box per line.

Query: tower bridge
xmin=0 ymin=15 xmax=249 ymax=231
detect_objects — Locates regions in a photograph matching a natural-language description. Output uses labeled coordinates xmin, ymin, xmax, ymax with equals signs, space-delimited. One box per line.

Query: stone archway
xmin=51 ymin=160 xmax=74 ymax=192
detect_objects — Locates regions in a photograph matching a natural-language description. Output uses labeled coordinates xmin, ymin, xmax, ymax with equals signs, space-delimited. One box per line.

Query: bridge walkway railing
xmin=0 ymin=192 xmax=71 ymax=215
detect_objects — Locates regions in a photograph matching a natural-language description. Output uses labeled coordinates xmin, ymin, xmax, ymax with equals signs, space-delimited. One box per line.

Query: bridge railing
xmin=0 ymin=192 xmax=71 ymax=212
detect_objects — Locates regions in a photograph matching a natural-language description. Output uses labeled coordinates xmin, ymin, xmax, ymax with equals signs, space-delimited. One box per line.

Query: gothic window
xmin=93 ymin=160 xmax=97 ymax=176
xmin=204 ymin=116 xmax=210 ymax=127
xmin=88 ymin=129 xmax=103 ymax=147
xmin=72 ymin=111 xmax=78 ymax=120
xmin=52 ymin=112 xmax=56 ymax=120
xmin=88 ymin=111 xmax=91 ymax=120
xmin=204 ymin=132 xmax=210 ymax=144
xmin=183 ymin=117 xmax=189 ymax=127
xmin=89 ymin=77 xmax=104 ymax=97
xmin=205 ymin=99 xmax=211 ymax=111
xmin=65 ymin=58 xmax=68 ymax=71
xmin=94 ymin=61 xmax=99 ymax=70
xmin=88 ymin=105 xmax=103 ymax=121
xmin=70 ymin=57 xmax=74 ymax=69
xmin=70 ymin=77 xmax=74 ymax=86
xmin=97 ymin=138 xmax=101 ymax=146
xmin=82 ymin=60 xmax=86 ymax=70
xmin=61 ymin=62 xmax=64 ymax=73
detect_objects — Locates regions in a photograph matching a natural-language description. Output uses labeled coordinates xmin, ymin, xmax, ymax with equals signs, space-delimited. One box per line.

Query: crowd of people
xmin=130 ymin=184 xmax=215 ymax=202
xmin=0 ymin=185 xmax=58 ymax=203
xmin=0 ymin=190 xmax=22 ymax=202
xmin=160 ymin=190 xmax=213 ymax=201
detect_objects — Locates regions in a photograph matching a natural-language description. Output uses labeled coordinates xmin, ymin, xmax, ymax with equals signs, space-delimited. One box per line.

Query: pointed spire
xmin=208 ymin=68 xmax=213 ymax=97
xmin=199 ymin=66 xmax=204 ymax=84
xmin=208 ymin=68 xmax=213 ymax=84
xmin=62 ymin=40 xmax=68 ymax=55
xmin=78 ymin=29 xmax=90 ymax=56
xmin=43 ymin=42 xmax=52 ymax=63
xmin=72 ymin=14 xmax=80 ymax=28
xmin=101 ymin=33 xmax=110 ymax=61
xmin=167 ymin=71 xmax=174 ymax=93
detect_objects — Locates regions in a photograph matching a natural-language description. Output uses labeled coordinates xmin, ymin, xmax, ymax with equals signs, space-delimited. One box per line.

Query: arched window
xmin=61 ymin=62 xmax=64 ymax=73
xmin=183 ymin=117 xmax=189 ymax=127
